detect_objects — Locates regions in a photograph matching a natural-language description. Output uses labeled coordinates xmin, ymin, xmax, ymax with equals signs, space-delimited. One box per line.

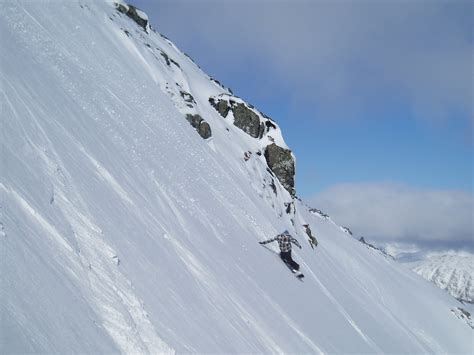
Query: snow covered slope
xmin=391 ymin=248 xmax=474 ymax=304
xmin=1 ymin=1 xmax=472 ymax=353
xmin=411 ymin=253 xmax=474 ymax=304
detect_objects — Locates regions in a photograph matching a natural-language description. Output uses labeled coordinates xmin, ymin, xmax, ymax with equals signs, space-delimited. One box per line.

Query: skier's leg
xmin=280 ymin=252 xmax=294 ymax=270
xmin=288 ymin=251 xmax=300 ymax=271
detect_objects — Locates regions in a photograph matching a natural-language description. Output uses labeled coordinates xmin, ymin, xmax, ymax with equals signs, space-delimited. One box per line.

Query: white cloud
xmin=310 ymin=182 xmax=473 ymax=250
xmin=145 ymin=0 xmax=473 ymax=123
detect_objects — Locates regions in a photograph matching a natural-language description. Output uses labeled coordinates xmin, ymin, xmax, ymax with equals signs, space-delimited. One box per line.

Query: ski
xmin=284 ymin=260 xmax=304 ymax=280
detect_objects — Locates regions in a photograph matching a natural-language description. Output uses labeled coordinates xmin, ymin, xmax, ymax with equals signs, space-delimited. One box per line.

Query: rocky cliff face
xmin=115 ymin=3 xmax=149 ymax=32
xmin=264 ymin=143 xmax=295 ymax=196
xmin=209 ymin=94 xmax=296 ymax=196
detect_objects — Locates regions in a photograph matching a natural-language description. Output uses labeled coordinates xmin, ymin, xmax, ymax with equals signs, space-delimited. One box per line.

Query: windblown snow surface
xmin=1 ymin=1 xmax=472 ymax=353
xmin=386 ymin=246 xmax=474 ymax=304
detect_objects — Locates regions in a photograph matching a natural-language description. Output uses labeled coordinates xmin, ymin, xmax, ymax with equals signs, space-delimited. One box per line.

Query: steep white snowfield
xmin=1 ymin=1 xmax=472 ymax=353
xmin=396 ymin=251 xmax=474 ymax=304
xmin=411 ymin=253 xmax=474 ymax=304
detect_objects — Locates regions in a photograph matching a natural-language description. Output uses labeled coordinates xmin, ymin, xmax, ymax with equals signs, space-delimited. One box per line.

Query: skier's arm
xmin=290 ymin=237 xmax=302 ymax=249
xmin=259 ymin=236 xmax=278 ymax=245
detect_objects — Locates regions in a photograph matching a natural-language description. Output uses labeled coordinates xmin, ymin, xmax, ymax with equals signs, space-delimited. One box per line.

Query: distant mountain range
xmin=387 ymin=247 xmax=474 ymax=304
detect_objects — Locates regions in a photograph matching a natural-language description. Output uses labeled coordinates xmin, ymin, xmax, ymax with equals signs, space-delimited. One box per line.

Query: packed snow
xmin=1 ymin=1 xmax=472 ymax=353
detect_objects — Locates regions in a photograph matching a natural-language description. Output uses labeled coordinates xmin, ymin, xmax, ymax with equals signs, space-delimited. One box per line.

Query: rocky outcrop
xmin=232 ymin=103 xmax=265 ymax=138
xmin=159 ymin=50 xmax=180 ymax=68
xmin=115 ymin=3 xmax=148 ymax=31
xmin=264 ymin=143 xmax=295 ymax=196
xmin=309 ymin=208 xmax=329 ymax=219
xmin=209 ymin=98 xmax=230 ymax=118
xmin=359 ymin=237 xmax=393 ymax=259
xmin=180 ymin=90 xmax=196 ymax=108
xmin=210 ymin=94 xmax=295 ymax=196
xmin=185 ymin=114 xmax=212 ymax=139
xmin=209 ymin=96 xmax=267 ymax=139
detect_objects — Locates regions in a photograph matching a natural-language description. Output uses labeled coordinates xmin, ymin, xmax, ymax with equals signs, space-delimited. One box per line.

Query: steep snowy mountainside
xmin=321 ymin=211 xmax=473 ymax=306
xmin=1 ymin=1 xmax=472 ymax=353
xmin=393 ymin=249 xmax=474 ymax=304
xmin=411 ymin=253 xmax=473 ymax=303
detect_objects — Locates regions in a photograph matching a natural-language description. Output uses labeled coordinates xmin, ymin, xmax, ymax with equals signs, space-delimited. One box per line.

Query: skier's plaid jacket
xmin=260 ymin=233 xmax=301 ymax=252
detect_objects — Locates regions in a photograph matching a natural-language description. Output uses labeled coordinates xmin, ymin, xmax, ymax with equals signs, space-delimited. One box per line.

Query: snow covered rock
xmin=115 ymin=2 xmax=149 ymax=32
xmin=410 ymin=253 xmax=474 ymax=303
xmin=358 ymin=237 xmax=393 ymax=259
xmin=309 ymin=208 xmax=330 ymax=219
xmin=340 ymin=226 xmax=353 ymax=236
xmin=209 ymin=94 xmax=267 ymax=138
xmin=451 ymin=307 xmax=473 ymax=329
xmin=185 ymin=114 xmax=212 ymax=139
xmin=209 ymin=94 xmax=296 ymax=195
xmin=264 ymin=143 xmax=296 ymax=196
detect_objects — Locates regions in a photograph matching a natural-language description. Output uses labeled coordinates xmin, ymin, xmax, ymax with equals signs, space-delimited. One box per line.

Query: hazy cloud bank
xmin=146 ymin=0 xmax=472 ymax=124
xmin=310 ymin=183 xmax=473 ymax=251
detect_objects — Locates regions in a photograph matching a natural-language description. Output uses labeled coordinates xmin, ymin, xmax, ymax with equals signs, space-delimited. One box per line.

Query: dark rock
xmin=459 ymin=308 xmax=471 ymax=319
xmin=197 ymin=121 xmax=212 ymax=139
xmin=180 ymin=91 xmax=196 ymax=106
xmin=209 ymin=98 xmax=230 ymax=118
xmin=185 ymin=114 xmax=202 ymax=128
xmin=232 ymin=103 xmax=261 ymax=138
xmin=342 ymin=226 xmax=353 ymax=236
xmin=265 ymin=120 xmax=277 ymax=130
xmin=185 ymin=114 xmax=212 ymax=139
xmin=209 ymin=97 xmax=262 ymax=138
xmin=264 ymin=143 xmax=295 ymax=196
xmin=269 ymin=179 xmax=277 ymax=195
xmin=115 ymin=3 xmax=148 ymax=31
xmin=309 ymin=208 xmax=329 ymax=219
xmin=359 ymin=237 xmax=394 ymax=259
xmin=160 ymin=51 xmax=171 ymax=66
xmin=115 ymin=3 xmax=128 ymax=13
xmin=210 ymin=77 xmax=224 ymax=89
xmin=169 ymin=57 xmax=180 ymax=68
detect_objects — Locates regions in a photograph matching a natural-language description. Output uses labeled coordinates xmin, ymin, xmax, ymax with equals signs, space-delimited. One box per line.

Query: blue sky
xmin=134 ymin=0 xmax=472 ymax=249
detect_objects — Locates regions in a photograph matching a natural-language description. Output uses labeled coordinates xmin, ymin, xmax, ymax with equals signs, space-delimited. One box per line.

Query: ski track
xmin=301 ymin=258 xmax=383 ymax=353
xmin=77 ymin=145 xmax=134 ymax=205
xmin=56 ymin=186 xmax=174 ymax=354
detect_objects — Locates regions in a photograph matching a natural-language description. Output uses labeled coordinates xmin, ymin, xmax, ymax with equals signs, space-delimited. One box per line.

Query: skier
xmin=259 ymin=230 xmax=302 ymax=272
xmin=303 ymin=224 xmax=318 ymax=249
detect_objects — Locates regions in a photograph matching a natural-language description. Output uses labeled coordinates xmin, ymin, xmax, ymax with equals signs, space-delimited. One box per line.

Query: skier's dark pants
xmin=280 ymin=251 xmax=299 ymax=271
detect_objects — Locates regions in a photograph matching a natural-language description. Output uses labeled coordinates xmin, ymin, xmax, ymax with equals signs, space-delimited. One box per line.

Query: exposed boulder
xmin=209 ymin=97 xmax=230 ymax=118
xmin=115 ymin=3 xmax=148 ymax=32
xmin=209 ymin=96 xmax=270 ymax=139
xmin=232 ymin=103 xmax=264 ymax=139
xmin=264 ymin=143 xmax=295 ymax=196
xmin=185 ymin=114 xmax=212 ymax=139
xmin=197 ymin=121 xmax=212 ymax=140
xmin=180 ymin=90 xmax=196 ymax=108
xmin=159 ymin=50 xmax=180 ymax=68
